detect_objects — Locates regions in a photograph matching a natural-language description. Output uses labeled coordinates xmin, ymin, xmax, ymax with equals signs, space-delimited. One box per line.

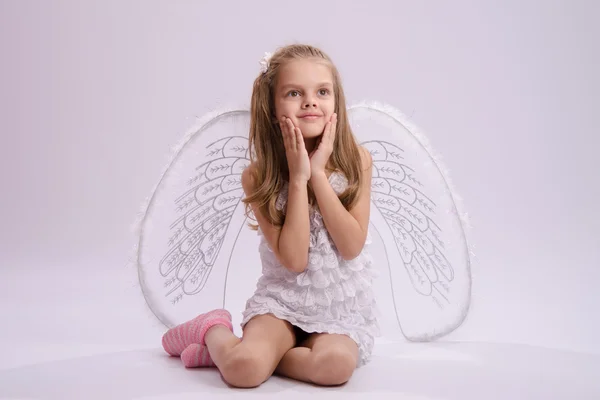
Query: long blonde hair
xmin=243 ymin=44 xmax=364 ymax=229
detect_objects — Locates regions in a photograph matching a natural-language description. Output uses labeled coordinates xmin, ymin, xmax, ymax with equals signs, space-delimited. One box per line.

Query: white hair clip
xmin=259 ymin=52 xmax=273 ymax=74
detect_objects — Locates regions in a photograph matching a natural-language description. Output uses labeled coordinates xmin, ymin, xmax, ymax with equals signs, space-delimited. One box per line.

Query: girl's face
xmin=274 ymin=58 xmax=335 ymax=140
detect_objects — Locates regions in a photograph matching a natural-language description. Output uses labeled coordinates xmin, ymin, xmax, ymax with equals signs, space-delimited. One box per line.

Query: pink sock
xmin=181 ymin=343 xmax=215 ymax=368
xmin=161 ymin=309 xmax=232 ymax=356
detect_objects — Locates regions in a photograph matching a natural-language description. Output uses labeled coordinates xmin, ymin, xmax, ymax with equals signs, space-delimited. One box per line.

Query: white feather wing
xmin=349 ymin=102 xmax=472 ymax=341
xmin=135 ymin=110 xmax=253 ymax=328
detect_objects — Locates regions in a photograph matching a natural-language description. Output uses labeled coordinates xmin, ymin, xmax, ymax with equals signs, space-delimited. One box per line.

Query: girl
xmin=161 ymin=44 xmax=379 ymax=388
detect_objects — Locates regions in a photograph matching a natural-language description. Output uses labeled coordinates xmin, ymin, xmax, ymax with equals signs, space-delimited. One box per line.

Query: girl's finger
xmin=295 ymin=127 xmax=304 ymax=149
xmin=329 ymin=114 xmax=337 ymax=146
xmin=286 ymin=118 xmax=296 ymax=151
xmin=322 ymin=121 xmax=331 ymax=143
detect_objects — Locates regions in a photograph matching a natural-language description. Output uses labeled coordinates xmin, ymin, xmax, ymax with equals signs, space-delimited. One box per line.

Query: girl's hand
xmin=281 ymin=117 xmax=311 ymax=183
xmin=309 ymin=113 xmax=337 ymax=175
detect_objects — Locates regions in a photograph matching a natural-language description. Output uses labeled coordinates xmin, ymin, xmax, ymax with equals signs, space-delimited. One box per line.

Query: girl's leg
xmin=275 ymin=332 xmax=359 ymax=386
xmin=205 ymin=313 xmax=296 ymax=388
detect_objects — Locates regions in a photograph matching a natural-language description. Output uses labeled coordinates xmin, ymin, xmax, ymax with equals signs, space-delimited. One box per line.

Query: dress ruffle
xmin=242 ymin=172 xmax=380 ymax=367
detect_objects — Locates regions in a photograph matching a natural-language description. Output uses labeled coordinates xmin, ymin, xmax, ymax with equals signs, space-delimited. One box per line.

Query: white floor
xmin=1 ymin=265 xmax=599 ymax=400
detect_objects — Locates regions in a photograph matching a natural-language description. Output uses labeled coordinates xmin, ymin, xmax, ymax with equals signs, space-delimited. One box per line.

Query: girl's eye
xmin=287 ymin=89 xmax=329 ymax=97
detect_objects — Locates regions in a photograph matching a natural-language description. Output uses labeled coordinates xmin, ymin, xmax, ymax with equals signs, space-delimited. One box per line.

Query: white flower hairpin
xmin=259 ymin=52 xmax=273 ymax=74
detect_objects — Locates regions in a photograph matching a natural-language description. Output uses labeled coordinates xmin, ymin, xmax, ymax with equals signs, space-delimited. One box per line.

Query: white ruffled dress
xmin=241 ymin=172 xmax=381 ymax=367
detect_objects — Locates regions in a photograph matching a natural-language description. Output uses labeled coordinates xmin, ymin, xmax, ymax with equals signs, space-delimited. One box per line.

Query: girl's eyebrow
xmin=280 ymin=82 xmax=333 ymax=91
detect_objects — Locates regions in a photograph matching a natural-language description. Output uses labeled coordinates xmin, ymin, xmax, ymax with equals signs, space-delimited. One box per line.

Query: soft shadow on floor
xmin=0 ymin=342 xmax=599 ymax=400
xmin=0 ymin=348 xmax=299 ymax=400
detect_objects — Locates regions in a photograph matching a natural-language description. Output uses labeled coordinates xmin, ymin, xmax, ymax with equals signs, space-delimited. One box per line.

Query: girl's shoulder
xmin=357 ymin=144 xmax=373 ymax=171
xmin=241 ymin=162 xmax=259 ymax=193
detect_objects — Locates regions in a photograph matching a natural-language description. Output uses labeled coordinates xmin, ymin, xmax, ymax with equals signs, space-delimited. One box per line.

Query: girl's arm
xmin=242 ymin=167 xmax=310 ymax=273
xmin=311 ymin=147 xmax=373 ymax=260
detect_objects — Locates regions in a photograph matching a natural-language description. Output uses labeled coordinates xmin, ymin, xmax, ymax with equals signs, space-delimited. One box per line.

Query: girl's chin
xmin=299 ymin=126 xmax=325 ymax=138
xmin=301 ymin=134 xmax=323 ymax=142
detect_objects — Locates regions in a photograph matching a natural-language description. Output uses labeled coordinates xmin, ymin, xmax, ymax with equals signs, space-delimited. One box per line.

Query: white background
xmin=1 ymin=0 xmax=599 ymax=369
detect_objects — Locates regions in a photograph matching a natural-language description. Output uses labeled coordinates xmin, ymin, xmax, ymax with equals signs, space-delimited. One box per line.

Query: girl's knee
xmin=219 ymin=347 xmax=272 ymax=388
xmin=311 ymin=346 xmax=358 ymax=386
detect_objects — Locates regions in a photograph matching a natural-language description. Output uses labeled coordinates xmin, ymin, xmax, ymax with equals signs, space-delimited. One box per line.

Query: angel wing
xmin=159 ymin=137 xmax=249 ymax=298
xmin=135 ymin=109 xmax=254 ymax=328
xmin=349 ymin=102 xmax=472 ymax=341
xmin=135 ymin=102 xmax=471 ymax=340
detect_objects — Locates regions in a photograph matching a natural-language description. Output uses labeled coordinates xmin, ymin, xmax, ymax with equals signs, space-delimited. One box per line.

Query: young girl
xmin=161 ymin=44 xmax=379 ymax=387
